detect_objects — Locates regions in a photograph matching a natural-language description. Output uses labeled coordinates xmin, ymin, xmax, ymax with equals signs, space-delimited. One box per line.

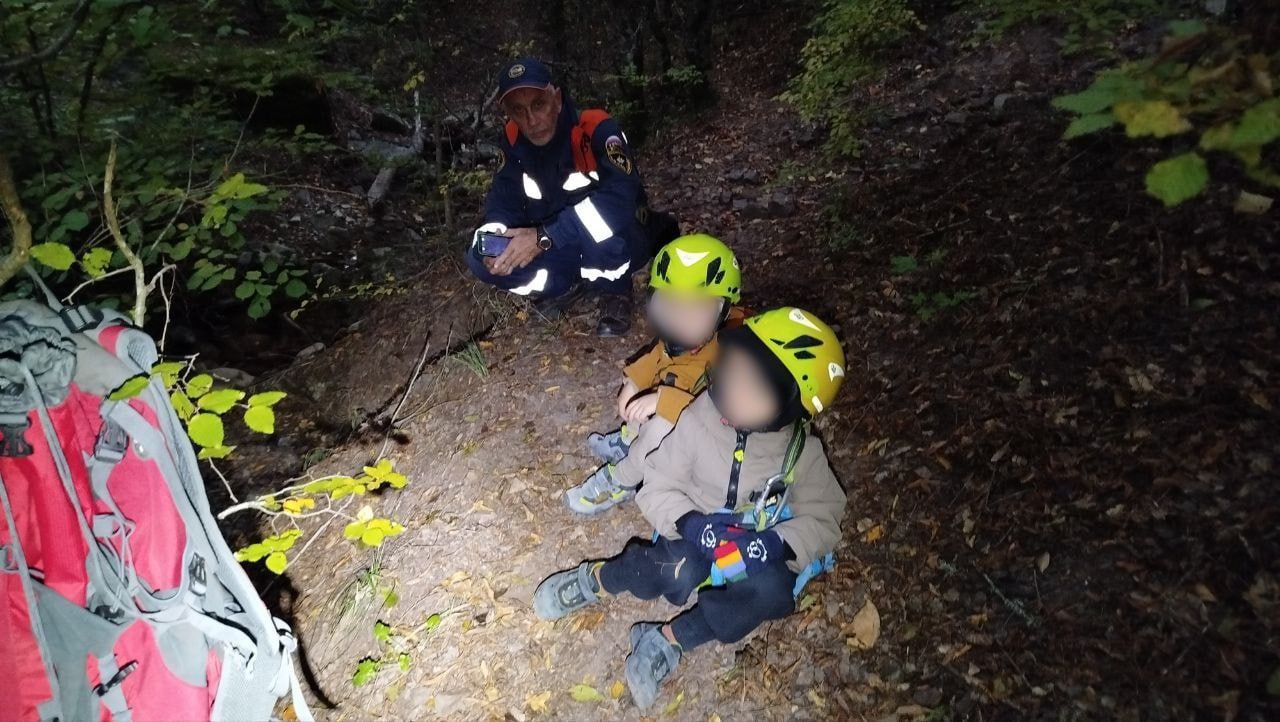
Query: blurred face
xmin=500 ymin=86 xmax=562 ymax=146
xmin=648 ymin=291 xmax=724 ymax=350
xmin=712 ymin=344 xmax=781 ymax=431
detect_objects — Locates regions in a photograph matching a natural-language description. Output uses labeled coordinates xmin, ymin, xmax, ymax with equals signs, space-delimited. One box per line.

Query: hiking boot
xmin=565 ymin=465 xmax=633 ymax=515
xmin=625 ymin=623 xmax=681 ymax=710
xmin=532 ymin=282 xmax=587 ymax=322
xmin=585 ymin=426 xmax=633 ymax=465
xmin=596 ymin=293 xmax=633 ymax=337
xmin=533 ymin=561 xmax=603 ymax=620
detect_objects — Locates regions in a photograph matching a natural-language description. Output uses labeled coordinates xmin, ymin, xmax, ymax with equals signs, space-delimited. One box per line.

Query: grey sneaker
xmin=625 ymin=623 xmax=681 ymax=710
xmin=533 ymin=561 xmax=603 ymax=620
xmin=565 ymin=465 xmax=634 ymax=515
xmin=586 ymin=427 xmax=632 ymax=465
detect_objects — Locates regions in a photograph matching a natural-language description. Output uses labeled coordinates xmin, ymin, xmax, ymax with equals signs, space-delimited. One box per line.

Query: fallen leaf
xmin=847 ymin=599 xmax=881 ymax=650
xmin=663 ymin=690 xmax=684 ymax=715
xmin=609 ymin=680 xmax=625 ymax=699
xmin=569 ymin=684 xmax=604 ymax=702
xmin=1036 ymin=552 xmax=1050 ymax=573
xmin=525 ymin=690 xmax=551 ymax=713
xmin=862 ymin=524 xmax=884 ymax=543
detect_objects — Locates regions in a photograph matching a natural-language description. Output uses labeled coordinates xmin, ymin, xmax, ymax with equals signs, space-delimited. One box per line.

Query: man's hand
xmin=616 ymin=378 xmax=640 ymax=419
xmin=622 ymin=391 xmax=659 ymax=426
xmin=485 ymin=227 xmax=542 ymax=276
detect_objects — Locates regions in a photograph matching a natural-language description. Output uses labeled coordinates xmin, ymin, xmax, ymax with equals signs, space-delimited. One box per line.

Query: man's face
xmin=501 ymin=86 xmax=562 ymax=146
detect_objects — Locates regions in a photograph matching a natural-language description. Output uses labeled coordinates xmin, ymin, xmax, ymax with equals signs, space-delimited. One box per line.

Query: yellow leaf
xmin=609 ymin=680 xmax=624 ymax=699
xmin=663 ymin=690 xmax=685 ymax=715
xmin=862 ymin=524 xmax=884 ymax=543
xmin=265 ymin=551 xmax=288 ymax=574
xmin=846 ymin=599 xmax=881 ymax=650
xmin=545 ymin=385 xmax=560 ymax=393
xmin=525 ymin=691 xmax=551 ymax=713
xmin=1113 ymin=100 xmax=1192 ymax=138
xmin=281 ymin=497 xmax=315 ymax=514
xmin=568 ymin=684 xmax=604 ymax=702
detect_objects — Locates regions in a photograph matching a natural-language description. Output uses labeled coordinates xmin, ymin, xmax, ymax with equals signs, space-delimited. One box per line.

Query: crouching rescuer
xmin=533 ymin=307 xmax=848 ymax=709
xmin=467 ymin=57 xmax=661 ymax=337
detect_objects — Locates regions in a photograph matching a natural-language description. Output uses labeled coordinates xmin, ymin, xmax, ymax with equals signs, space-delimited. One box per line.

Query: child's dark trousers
xmin=598 ymin=535 xmax=796 ymax=650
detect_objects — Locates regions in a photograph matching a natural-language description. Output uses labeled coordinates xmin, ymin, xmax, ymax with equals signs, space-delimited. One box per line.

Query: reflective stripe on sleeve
xmin=573 ymin=197 xmax=613 ymax=243
xmin=580 ymin=261 xmax=631 ymax=282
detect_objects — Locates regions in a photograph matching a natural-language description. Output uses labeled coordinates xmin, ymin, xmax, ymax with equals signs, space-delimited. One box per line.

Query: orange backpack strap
xmin=504 ymin=120 xmax=520 ymax=147
xmin=571 ymin=109 xmax=611 ymax=174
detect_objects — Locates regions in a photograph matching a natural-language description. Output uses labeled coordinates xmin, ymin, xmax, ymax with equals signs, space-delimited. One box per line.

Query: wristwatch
xmin=536 ymin=227 xmax=553 ymax=251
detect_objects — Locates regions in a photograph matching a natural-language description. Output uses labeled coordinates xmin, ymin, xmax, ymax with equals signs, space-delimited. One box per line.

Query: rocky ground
xmin=211 ymin=5 xmax=1278 ymax=721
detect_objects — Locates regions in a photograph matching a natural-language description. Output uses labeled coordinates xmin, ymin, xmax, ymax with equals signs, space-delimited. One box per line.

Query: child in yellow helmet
xmin=566 ymin=234 xmax=746 ymax=515
xmin=537 ymin=307 xmax=847 ymax=710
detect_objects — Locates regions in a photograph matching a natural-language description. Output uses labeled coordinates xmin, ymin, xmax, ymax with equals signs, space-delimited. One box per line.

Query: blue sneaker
xmin=533 ymin=562 xmax=603 ymax=620
xmin=625 ymin=623 xmax=681 ymax=709
xmin=586 ymin=426 xmax=633 ymax=464
xmin=565 ymin=465 xmax=634 ymax=515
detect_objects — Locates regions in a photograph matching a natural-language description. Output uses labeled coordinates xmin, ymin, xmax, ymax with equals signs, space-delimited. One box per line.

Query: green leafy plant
xmin=963 ymin=0 xmax=1184 ymax=55
xmin=222 ymin=458 xmax=411 ymax=574
xmin=781 ymin=0 xmax=924 ymax=157
xmin=353 ymin=613 xmax=447 ymax=687
xmin=1053 ymin=22 xmax=1280 ymax=206
xmin=910 ymin=289 xmax=979 ymax=321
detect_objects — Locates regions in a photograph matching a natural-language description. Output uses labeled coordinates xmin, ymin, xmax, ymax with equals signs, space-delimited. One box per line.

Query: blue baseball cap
xmin=495 ymin=57 xmax=554 ymax=103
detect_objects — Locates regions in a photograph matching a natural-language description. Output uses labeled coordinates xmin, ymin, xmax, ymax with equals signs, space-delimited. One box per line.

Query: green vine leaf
xmin=248 ymin=391 xmax=287 ymax=407
xmin=1145 ymin=152 xmax=1209 ymax=207
xmin=1063 ymin=111 xmax=1116 ymax=139
xmin=197 ymin=444 xmax=235 ymax=460
xmin=170 ymin=390 xmax=196 ymax=420
xmin=197 ymin=388 xmax=245 ymax=413
xmin=244 ymin=405 xmax=276 ymax=434
xmin=187 ymin=412 xmax=225 ymax=448
xmin=108 ymin=375 xmax=150 ymax=401
xmin=265 ymin=551 xmax=288 ymax=574
xmin=81 ymin=247 xmax=113 ymax=278
xmin=31 ymin=242 xmax=77 ymax=271
xmin=186 ymin=373 xmax=214 ymax=398
xmin=352 ymin=658 xmax=381 ymax=687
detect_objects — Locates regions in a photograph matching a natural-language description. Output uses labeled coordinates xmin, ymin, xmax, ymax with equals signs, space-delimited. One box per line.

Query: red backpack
xmin=0 ymin=297 xmax=311 ymax=722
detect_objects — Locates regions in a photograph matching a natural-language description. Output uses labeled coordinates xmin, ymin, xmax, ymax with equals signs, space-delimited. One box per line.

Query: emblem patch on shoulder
xmin=508 ymin=63 xmax=525 ymax=79
xmin=495 ymin=149 xmax=506 ymax=174
xmin=604 ymin=135 xmax=632 ymax=175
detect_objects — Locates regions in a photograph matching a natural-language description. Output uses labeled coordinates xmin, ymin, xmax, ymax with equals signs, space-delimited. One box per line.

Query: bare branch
xmin=103 ymin=142 xmax=147 ymax=325
xmin=0 ymin=0 xmax=95 ymax=76
xmin=0 ymin=155 xmax=34 ymax=288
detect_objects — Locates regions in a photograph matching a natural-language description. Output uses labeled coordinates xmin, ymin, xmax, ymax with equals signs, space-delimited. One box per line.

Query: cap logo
xmin=508 ymin=63 xmax=525 ymax=79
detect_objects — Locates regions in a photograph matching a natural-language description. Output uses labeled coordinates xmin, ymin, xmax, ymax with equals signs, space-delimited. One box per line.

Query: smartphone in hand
xmin=477 ymin=232 xmax=511 ymax=257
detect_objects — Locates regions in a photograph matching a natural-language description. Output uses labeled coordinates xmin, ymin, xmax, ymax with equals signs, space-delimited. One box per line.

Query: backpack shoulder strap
xmin=571 ymin=109 xmax=611 ymax=174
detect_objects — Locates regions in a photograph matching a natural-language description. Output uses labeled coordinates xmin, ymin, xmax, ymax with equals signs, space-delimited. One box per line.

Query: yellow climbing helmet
xmin=649 ymin=234 xmax=742 ymax=303
xmin=742 ymin=307 xmax=846 ymax=417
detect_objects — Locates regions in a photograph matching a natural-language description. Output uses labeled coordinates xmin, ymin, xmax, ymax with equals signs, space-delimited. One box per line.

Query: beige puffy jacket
xmin=636 ymin=392 xmax=846 ymax=572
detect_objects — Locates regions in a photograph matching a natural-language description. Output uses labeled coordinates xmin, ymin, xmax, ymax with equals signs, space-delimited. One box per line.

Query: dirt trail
xmin=260 ymin=22 xmax=886 ymax=721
